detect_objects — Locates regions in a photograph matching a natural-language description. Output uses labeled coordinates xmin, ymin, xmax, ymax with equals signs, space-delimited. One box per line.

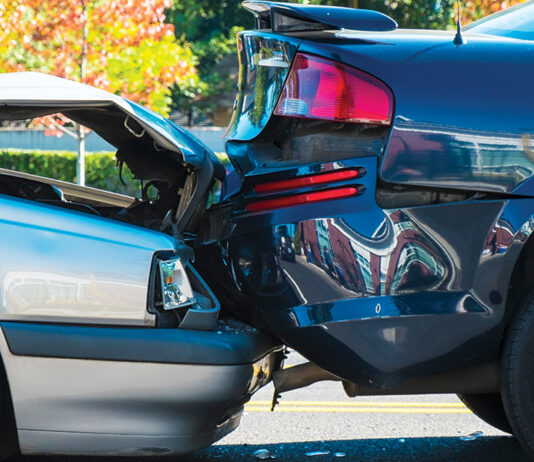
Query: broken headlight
xmin=158 ymin=257 xmax=195 ymax=310
xmin=154 ymin=255 xmax=220 ymax=331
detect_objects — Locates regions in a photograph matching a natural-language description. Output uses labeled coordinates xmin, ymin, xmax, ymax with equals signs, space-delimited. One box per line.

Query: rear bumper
xmin=0 ymin=321 xmax=282 ymax=456
xmin=202 ymin=154 xmax=534 ymax=389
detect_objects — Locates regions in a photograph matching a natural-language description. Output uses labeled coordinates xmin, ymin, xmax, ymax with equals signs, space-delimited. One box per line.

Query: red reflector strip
xmin=246 ymin=187 xmax=359 ymax=212
xmin=254 ymin=169 xmax=360 ymax=194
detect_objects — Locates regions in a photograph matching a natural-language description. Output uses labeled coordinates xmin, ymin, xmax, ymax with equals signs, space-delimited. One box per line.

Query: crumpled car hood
xmin=0 ymin=72 xmax=224 ymax=177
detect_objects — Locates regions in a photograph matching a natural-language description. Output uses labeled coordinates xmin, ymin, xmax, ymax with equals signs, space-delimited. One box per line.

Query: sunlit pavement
xmin=196 ymin=386 xmax=525 ymax=462
xmin=193 ymin=351 xmax=528 ymax=462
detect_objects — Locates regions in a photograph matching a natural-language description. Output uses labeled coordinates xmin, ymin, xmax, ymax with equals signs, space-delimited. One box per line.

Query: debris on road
xmin=460 ymin=431 xmax=484 ymax=441
xmin=305 ymin=450 xmax=331 ymax=457
xmin=253 ymin=448 xmax=276 ymax=460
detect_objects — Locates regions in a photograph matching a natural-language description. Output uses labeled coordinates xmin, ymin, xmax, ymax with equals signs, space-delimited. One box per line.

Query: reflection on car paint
xmin=226 ymin=32 xmax=299 ymax=140
xmin=483 ymin=217 xmax=515 ymax=255
xmin=219 ymin=197 xmax=524 ymax=385
xmin=382 ymin=119 xmax=534 ymax=193
xmin=0 ymin=194 xmax=176 ymax=324
xmin=3 ymin=271 xmax=144 ymax=318
xmin=276 ymin=210 xmax=450 ymax=305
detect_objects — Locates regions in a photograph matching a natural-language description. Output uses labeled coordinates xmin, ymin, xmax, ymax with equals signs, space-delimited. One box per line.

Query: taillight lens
xmin=254 ymin=169 xmax=360 ymax=194
xmin=274 ymin=53 xmax=393 ymax=125
xmin=246 ymin=186 xmax=359 ymax=212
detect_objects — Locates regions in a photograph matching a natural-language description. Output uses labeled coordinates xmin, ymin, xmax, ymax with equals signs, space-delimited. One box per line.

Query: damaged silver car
xmin=0 ymin=72 xmax=282 ymax=456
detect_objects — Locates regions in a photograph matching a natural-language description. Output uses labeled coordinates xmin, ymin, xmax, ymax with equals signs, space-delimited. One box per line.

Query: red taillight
xmin=254 ymin=169 xmax=360 ymax=194
xmin=274 ymin=53 xmax=393 ymax=125
xmin=246 ymin=187 xmax=359 ymax=212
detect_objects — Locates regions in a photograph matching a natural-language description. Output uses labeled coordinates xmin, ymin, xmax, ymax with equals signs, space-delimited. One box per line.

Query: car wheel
xmin=502 ymin=289 xmax=534 ymax=457
xmin=457 ymin=393 xmax=512 ymax=434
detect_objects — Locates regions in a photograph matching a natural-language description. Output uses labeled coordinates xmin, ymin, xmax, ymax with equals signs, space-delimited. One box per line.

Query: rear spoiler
xmin=242 ymin=1 xmax=397 ymax=33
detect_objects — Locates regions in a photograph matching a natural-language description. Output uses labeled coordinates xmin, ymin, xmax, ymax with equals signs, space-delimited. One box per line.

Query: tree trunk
xmin=77 ymin=125 xmax=86 ymax=186
xmin=80 ymin=0 xmax=88 ymax=82
xmin=77 ymin=0 xmax=88 ymax=186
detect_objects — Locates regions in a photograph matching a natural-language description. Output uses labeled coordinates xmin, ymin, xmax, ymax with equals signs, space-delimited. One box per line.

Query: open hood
xmin=0 ymin=72 xmax=225 ymax=236
xmin=0 ymin=72 xmax=224 ymax=176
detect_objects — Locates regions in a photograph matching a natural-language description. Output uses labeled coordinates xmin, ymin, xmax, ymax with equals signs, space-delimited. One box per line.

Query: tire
xmin=502 ymin=289 xmax=534 ymax=459
xmin=458 ymin=393 xmax=512 ymax=434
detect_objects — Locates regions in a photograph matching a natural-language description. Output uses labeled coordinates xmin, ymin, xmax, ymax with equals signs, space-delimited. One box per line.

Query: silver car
xmin=0 ymin=72 xmax=282 ymax=456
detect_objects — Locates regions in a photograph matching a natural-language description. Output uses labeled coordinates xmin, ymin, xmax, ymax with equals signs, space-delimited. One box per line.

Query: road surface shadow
xmin=7 ymin=436 xmax=528 ymax=462
xmin=196 ymin=436 xmax=529 ymax=461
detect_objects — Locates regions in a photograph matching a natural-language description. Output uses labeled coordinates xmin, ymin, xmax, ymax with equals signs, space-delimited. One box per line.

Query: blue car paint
xmin=297 ymin=31 xmax=534 ymax=194
xmin=225 ymin=32 xmax=300 ymax=142
xmin=198 ymin=10 xmax=534 ymax=388
xmin=244 ymin=1 xmax=398 ymax=32
xmin=202 ymin=155 xmax=534 ymax=387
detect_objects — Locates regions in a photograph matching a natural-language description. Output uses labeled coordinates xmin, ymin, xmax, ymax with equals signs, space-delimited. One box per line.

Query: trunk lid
xmin=223 ymin=2 xmax=397 ymax=178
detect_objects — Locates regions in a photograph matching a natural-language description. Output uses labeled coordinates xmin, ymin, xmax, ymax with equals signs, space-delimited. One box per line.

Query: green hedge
xmin=0 ymin=149 xmax=230 ymax=198
xmin=0 ymin=149 xmax=139 ymax=196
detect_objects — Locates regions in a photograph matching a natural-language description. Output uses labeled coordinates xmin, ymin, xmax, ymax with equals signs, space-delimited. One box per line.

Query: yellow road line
xmin=245 ymin=407 xmax=471 ymax=414
xmin=248 ymin=400 xmax=466 ymax=408
xmin=244 ymin=400 xmax=471 ymax=414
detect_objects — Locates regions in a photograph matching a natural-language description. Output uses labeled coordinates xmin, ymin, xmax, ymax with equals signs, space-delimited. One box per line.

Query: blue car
xmin=1 ymin=1 xmax=534 ymax=458
xmin=203 ymin=0 xmax=534 ymax=457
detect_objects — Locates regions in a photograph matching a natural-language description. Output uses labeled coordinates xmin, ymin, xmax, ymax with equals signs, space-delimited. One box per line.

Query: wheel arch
xmin=505 ymin=232 xmax=534 ymax=327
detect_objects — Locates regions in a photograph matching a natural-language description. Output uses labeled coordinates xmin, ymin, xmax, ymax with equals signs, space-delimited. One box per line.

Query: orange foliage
xmin=0 ymin=0 xmax=196 ymax=115
xmin=462 ymin=0 xmax=526 ymax=23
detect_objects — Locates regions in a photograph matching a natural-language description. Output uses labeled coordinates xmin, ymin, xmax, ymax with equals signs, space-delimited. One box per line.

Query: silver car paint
xmin=0 ymin=72 xmax=212 ymax=168
xmin=0 ymin=193 xmax=177 ymax=325
xmin=0 ymin=332 xmax=267 ymax=456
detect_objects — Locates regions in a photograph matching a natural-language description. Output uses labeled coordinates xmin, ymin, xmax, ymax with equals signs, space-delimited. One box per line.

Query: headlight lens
xmin=159 ymin=257 xmax=194 ymax=310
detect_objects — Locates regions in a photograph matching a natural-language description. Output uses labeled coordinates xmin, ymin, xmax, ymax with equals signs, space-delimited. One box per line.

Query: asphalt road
xmin=11 ymin=352 xmax=530 ymax=462
xmin=193 ymin=351 xmax=528 ymax=462
xmin=199 ymin=383 xmax=526 ymax=462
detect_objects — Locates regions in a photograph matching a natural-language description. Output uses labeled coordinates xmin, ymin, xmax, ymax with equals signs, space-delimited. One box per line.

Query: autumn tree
xmin=461 ymin=0 xmax=525 ymax=22
xmin=0 ymin=0 xmax=197 ymax=185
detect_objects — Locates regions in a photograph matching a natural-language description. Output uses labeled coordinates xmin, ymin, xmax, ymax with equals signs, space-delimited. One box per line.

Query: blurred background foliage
xmin=0 ymin=149 xmax=139 ymax=196
xmin=0 ymin=148 xmax=229 ymax=195
xmin=167 ymin=0 xmax=526 ymax=122
xmin=0 ymin=0 xmax=528 ymax=124
xmin=0 ymin=0 xmax=197 ymax=116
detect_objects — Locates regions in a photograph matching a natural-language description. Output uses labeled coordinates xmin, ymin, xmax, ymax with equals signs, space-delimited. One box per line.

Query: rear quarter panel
xmin=298 ymin=31 xmax=534 ymax=193
xmin=202 ymin=156 xmax=534 ymax=387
